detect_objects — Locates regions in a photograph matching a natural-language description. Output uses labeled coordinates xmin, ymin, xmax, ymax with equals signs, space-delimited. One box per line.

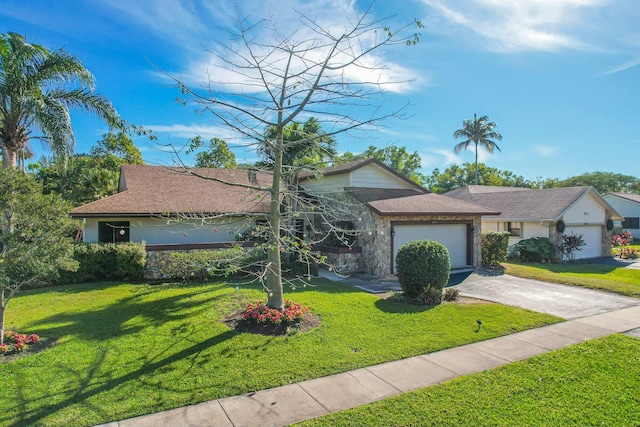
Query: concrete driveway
xmin=454 ymin=272 xmax=640 ymax=319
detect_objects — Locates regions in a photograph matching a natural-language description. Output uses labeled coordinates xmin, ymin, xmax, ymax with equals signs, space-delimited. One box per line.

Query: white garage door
xmin=564 ymin=225 xmax=603 ymax=259
xmin=393 ymin=224 xmax=469 ymax=271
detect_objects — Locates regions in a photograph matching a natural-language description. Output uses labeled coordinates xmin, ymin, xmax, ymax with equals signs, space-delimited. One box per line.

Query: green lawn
xmin=296 ymin=334 xmax=640 ymax=427
xmin=504 ymin=261 xmax=640 ymax=297
xmin=0 ymin=280 xmax=560 ymax=427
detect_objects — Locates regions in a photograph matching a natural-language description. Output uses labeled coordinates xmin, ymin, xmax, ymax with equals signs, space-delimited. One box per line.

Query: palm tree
xmin=0 ymin=32 xmax=120 ymax=169
xmin=453 ymin=113 xmax=502 ymax=185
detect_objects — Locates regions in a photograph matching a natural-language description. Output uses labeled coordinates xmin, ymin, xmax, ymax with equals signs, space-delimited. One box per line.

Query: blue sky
xmin=2 ymin=0 xmax=639 ymax=181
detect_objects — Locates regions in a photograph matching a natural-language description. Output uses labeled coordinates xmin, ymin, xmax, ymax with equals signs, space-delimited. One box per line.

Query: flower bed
xmin=1 ymin=330 xmax=40 ymax=356
xmin=242 ymin=299 xmax=309 ymax=325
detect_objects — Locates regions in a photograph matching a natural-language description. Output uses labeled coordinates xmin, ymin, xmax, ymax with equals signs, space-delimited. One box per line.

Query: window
xmin=98 ymin=221 xmax=130 ymax=243
xmin=504 ymin=221 xmax=522 ymax=237
xmin=622 ymin=217 xmax=640 ymax=230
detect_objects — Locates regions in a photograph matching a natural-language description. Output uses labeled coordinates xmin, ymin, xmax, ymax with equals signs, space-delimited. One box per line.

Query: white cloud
xmin=421 ymin=0 xmax=608 ymax=52
xmin=420 ymin=148 xmax=462 ymax=170
xmin=601 ymin=55 xmax=640 ymax=76
xmin=106 ymin=0 xmax=421 ymax=95
xmin=533 ymin=144 xmax=560 ymax=157
xmin=142 ymin=124 xmax=255 ymax=148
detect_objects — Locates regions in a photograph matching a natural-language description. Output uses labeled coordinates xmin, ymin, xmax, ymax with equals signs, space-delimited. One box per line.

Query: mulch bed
xmin=222 ymin=311 xmax=322 ymax=336
xmin=0 ymin=337 xmax=57 ymax=363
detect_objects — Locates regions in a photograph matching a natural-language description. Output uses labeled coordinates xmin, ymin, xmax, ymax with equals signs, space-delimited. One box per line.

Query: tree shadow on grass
xmin=7 ymin=329 xmax=238 ymax=427
xmin=374 ymin=297 xmax=436 ymax=314
xmin=26 ymin=288 xmax=228 ymax=341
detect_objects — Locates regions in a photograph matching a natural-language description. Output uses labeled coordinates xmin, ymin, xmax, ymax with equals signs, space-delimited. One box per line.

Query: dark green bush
xmin=58 ymin=242 xmax=147 ymax=284
xmin=512 ymin=237 xmax=557 ymax=262
xmin=396 ymin=240 xmax=450 ymax=299
xmin=160 ymin=246 xmax=265 ymax=282
xmin=481 ymin=231 xmax=510 ymax=268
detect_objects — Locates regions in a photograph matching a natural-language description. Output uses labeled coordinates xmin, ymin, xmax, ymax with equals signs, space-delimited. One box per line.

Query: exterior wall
xmin=350 ymin=164 xmax=416 ymax=189
xmin=301 ymin=163 xmax=418 ymax=193
xmin=563 ymin=192 xmax=606 ymax=224
xmin=483 ymin=219 xmax=549 ymax=249
xmin=84 ymin=216 xmax=254 ymax=245
xmin=604 ymin=195 xmax=640 ymax=239
xmin=300 ymin=174 xmax=350 ymax=193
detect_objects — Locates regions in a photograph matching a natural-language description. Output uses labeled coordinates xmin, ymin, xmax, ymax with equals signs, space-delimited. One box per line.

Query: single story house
xmin=70 ymin=165 xmax=273 ymax=249
xmin=298 ymin=159 xmax=499 ymax=277
xmin=446 ymin=185 xmax=623 ymax=260
xmin=603 ymin=193 xmax=640 ymax=239
xmin=71 ymin=160 xmax=497 ymax=278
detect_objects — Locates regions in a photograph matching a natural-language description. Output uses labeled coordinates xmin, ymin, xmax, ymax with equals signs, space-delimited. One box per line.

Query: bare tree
xmin=165 ymin=4 xmax=422 ymax=310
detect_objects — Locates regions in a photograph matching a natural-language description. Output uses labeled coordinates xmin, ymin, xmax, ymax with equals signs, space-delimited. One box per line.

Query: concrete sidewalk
xmin=99 ymin=305 xmax=640 ymax=427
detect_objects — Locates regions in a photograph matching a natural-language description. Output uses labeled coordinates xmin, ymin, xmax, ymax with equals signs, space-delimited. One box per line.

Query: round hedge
xmin=396 ymin=240 xmax=450 ymax=298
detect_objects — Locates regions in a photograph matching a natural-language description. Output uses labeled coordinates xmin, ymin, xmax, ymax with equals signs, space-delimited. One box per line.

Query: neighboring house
xmin=70 ymin=165 xmax=272 ymax=249
xmin=603 ymin=193 xmax=640 ymax=239
xmin=72 ymin=159 xmax=498 ymax=278
xmin=447 ymin=185 xmax=623 ymax=260
xmin=298 ymin=159 xmax=499 ymax=277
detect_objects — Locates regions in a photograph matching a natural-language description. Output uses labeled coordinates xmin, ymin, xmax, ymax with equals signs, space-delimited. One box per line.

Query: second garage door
xmin=564 ymin=225 xmax=603 ymax=259
xmin=393 ymin=223 xmax=470 ymax=272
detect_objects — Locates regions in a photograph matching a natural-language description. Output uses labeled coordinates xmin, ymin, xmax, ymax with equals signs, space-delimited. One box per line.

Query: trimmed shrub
xmin=57 ymin=242 xmax=146 ymax=284
xmin=396 ymin=240 xmax=450 ymax=299
xmin=160 ymin=246 xmax=265 ymax=282
xmin=481 ymin=231 xmax=510 ymax=268
xmin=512 ymin=237 xmax=556 ymax=262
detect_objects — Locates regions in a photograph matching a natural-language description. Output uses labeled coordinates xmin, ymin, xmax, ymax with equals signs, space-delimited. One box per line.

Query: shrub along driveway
xmin=454 ymin=271 xmax=640 ymax=319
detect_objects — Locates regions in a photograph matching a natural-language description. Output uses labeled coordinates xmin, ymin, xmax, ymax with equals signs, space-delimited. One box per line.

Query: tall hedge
xmin=58 ymin=242 xmax=147 ymax=284
xmin=396 ymin=240 xmax=450 ymax=298
xmin=160 ymin=246 xmax=266 ymax=282
xmin=481 ymin=231 xmax=510 ymax=268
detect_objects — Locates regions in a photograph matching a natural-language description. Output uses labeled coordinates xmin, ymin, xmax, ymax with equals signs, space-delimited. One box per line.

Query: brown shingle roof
xmin=346 ymin=187 xmax=426 ymax=203
xmin=446 ymin=185 xmax=609 ymax=220
xmin=71 ymin=165 xmax=272 ymax=217
xmin=367 ymin=193 xmax=500 ymax=216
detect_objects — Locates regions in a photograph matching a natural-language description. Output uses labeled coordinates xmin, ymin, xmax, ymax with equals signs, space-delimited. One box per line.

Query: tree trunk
xmin=474 ymin=142 xmax=479 ymax=185
xmin=2 ymin=147 xmax=17 ymax=169
xmin=266 ymin=130 xmax=285 ymax=311
xmin=1 ymin=290 xmax=5 ymax=345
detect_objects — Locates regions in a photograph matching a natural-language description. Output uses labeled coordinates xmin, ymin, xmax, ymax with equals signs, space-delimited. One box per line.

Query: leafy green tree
xmin=0 ymin=169 xmax=80 ymax=344
xmin=453 ymin=114 xmax=503 ymax=185
xmin=335 ymin=145 xmax=426 ymax=185
xmin=556 ymin=172 xmax=640 ymax=194
xmin=187 ymin=137 xmax=237 ymax=169
xmin=259 ymin=117 xmax=337 ymax=169
xmin=0 ymin=32 xmax=120 ymax=169
xmin=89 ymin=131 xmax=144 ymax=166
xmin=32 ymin=132 xmax=143 ymax=206
xmin=425 ymin=163 xmax=530 ymax=193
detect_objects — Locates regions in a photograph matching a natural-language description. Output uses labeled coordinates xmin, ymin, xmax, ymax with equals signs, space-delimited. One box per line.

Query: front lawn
xmin=296 ymin=334 xmax=640 ymax=427
xmin=504 ymin=262 xmax=640 ymax=297
xmin=0 ymin=280 xmax=560 ymax=427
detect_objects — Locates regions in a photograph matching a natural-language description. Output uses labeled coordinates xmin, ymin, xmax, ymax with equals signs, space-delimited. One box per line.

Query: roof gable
xmin=298 ymin=158 xmax=427 ymax=192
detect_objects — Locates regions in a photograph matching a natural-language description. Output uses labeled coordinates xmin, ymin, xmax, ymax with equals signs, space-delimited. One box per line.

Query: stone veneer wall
xmin=603 ymin=209 xmax=614 ymax=257
xmin=144 ymin=250 xmax=172 ymax=280
xmin=309 ymin=192 xmax=482 ymax=279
